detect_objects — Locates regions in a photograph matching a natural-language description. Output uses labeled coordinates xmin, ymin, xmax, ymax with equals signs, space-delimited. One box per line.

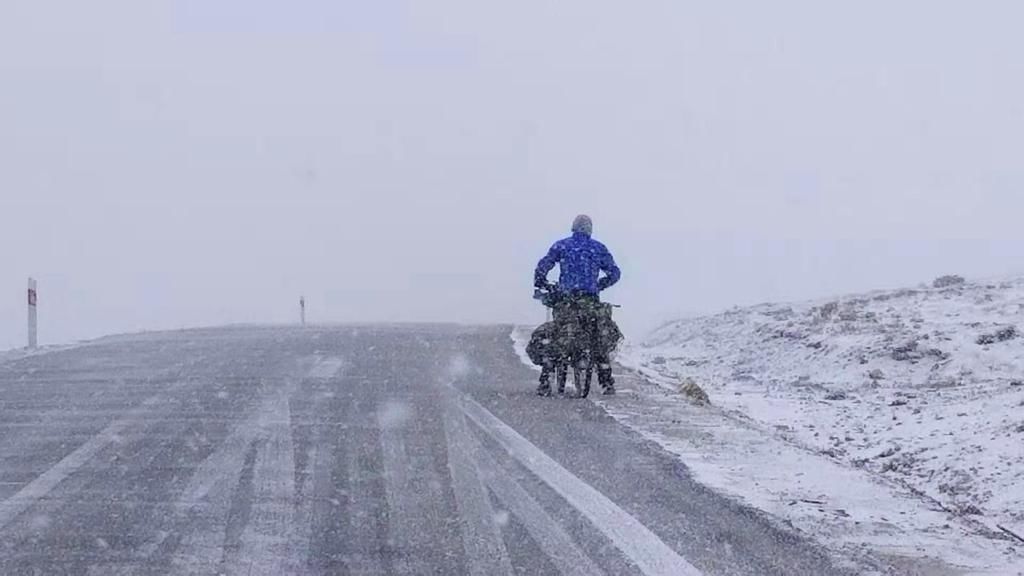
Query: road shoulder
xmin=511 ymin=327 xmax=1023 ymax=576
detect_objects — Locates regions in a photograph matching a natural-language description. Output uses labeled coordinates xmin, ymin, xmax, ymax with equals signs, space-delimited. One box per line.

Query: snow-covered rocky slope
xmin=620 ymin=276 xmax=1024 ymax=543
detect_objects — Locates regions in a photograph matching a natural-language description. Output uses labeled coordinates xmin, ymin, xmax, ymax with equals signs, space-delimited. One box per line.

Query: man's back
xmin=534 ymin=215 xmax=621 ymax=296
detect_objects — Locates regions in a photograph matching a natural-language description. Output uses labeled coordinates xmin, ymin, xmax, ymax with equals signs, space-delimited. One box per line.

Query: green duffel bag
xmin=595 ymin=304 xmax=624 ymax=358
xmin=526 ymin=322 xmax=560 ymax=366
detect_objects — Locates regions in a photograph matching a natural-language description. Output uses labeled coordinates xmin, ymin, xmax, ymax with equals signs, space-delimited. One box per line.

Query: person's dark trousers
xmin=537 ymin=363 xmax=554 ymax=396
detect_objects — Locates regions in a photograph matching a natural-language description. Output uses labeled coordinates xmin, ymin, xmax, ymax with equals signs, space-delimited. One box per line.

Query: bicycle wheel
xmin=556 ymin=363 xmax=568 ymax=395
xmin=574 ymin=356 xmax=591 ymax=399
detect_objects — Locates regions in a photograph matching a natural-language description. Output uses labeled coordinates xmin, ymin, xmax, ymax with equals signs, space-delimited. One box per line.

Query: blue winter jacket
xmin=535 ymin=232 xmax=621 ymax=295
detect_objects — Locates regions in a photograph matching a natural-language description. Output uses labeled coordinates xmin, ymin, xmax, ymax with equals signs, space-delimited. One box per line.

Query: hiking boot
xmin=601 ymin=386 xmax=616 ymax=396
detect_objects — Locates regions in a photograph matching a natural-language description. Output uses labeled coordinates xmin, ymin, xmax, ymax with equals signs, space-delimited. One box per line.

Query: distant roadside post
xmin=27 ymin=278 xmax=38 ymax=349
xmin=300 ymin=295 xmax=306 ymax=326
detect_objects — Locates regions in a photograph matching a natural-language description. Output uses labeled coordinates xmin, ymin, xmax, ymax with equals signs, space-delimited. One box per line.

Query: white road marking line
xmin=443 ymin=392 xmax=515 ymax=576
xmin=459 ymin=395 xmax=704 ymax=576
xmin=474 ymin=438 xmax=607 ymax=576
xmin=0 ymin=391 xmax=168 ymax=531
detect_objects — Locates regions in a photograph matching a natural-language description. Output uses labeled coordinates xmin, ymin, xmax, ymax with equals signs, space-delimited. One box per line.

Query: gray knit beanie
xmin=572 ymin=214 xmax=593 ymax=236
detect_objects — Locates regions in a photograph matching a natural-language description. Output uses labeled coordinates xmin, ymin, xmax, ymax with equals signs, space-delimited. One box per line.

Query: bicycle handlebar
xmin=533 ymin=287 xmax=622 ymax=309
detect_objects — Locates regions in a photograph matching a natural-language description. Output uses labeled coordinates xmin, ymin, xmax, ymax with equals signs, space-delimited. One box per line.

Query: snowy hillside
xmin=620 ymin=276 xmax=1024 ymax=541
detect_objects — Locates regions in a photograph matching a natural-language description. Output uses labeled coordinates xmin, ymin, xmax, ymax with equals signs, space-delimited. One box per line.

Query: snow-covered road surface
xmin=0 ymin=325 xmax=856 ymax=575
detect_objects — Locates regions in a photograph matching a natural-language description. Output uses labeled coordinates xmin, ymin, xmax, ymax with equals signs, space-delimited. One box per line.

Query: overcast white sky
xmin=2 ymin=1 xmax=1024 ymax=348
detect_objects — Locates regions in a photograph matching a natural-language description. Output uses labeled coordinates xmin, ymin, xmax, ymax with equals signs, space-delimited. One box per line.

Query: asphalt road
xmin=0 ymin=326 xmax=857 ymax=575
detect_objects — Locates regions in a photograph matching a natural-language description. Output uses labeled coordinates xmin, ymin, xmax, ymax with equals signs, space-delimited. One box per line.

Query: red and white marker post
xmin=27 ymin=278 xmax=38 ymax=349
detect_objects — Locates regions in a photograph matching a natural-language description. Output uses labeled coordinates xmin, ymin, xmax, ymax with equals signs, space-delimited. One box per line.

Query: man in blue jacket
xmin=534 ymin=215 xmax=622 ymax=395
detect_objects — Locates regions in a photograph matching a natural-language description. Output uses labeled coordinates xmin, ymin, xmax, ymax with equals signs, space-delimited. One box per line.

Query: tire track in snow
xmin=169 ymin=356 xmax=343 ymax=575
xmin=227 ymin=384 xmax=298 ymax=576
xmin=379 ymin=402 xmax=429 ymax=575
xmin=442 ymin=389 xmax=515 ymax=576
xmin=168 ymin=389 xmax=280 ymax=575
xmin=379 ymin=398 xmax=461 ymax=575
xmin=307 ymin=357 xmax=345 ymax=380
xmin=340 ymin=394 xmax=390 ymax=575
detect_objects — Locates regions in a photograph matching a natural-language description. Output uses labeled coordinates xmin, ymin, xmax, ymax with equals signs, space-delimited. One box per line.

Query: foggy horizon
xmin=4 ymin=1 xmax=1024 ymax=349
